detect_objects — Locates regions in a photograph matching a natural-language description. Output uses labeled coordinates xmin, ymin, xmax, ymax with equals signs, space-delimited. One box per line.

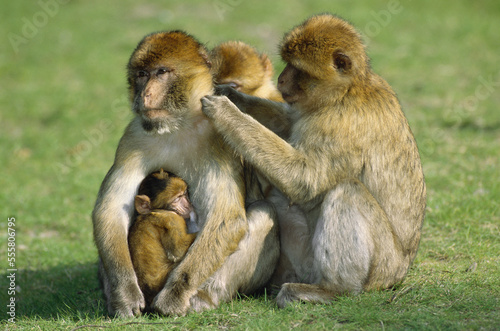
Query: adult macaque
xmin=129 ymin=170 xmax=197 ymax=307
xmin=92 ymin=31 xmax=278 ymax=317
xmin=201 ymin=14 xmax=426 ymax=307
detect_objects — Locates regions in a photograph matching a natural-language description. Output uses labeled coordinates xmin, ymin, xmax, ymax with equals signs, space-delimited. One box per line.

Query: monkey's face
xmin=277 ymin=63 xmax=306 ymax=105
xmin=138 ymin=170 xmax=194 ymax=220
xmin=278 ymin=14 xmax=371 ymax=110
xmin=154 ymin=177 xmax=193 ymax=220
xmin=127 ymin=31 xmax=213 ymax=134
xmin=130 ymin=65 xmax=188 ymax=134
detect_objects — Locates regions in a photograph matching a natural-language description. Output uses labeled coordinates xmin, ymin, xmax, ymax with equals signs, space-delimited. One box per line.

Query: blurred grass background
xmin=1 ymin=0 xmax=499 ymax=329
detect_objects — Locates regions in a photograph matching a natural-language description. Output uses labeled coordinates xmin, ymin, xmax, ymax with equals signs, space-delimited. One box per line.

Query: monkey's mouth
xmin=142 ymin=109 xmax=169 ymax=119
xmin=281 ymin=93 xmax=299 ymax=104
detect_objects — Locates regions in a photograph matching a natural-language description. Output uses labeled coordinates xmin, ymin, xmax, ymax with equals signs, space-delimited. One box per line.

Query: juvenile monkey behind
xmin=211 ymin=41 xmax=289 ymax=200
xmin=211 ymin=41 xmax=283 ymax=102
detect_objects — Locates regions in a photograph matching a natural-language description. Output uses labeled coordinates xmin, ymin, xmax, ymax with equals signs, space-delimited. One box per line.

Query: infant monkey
xmin=128 ymin=169 xmax=198 ymax=307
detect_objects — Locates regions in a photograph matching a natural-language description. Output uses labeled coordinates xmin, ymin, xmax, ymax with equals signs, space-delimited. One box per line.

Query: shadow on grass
xmin=8 ymin=262 xmax=107 ymax=320
xmin=8 ymin=261 xmax=278 ymax=321
xmin=440 ymin=118 xmax=500 ymax=131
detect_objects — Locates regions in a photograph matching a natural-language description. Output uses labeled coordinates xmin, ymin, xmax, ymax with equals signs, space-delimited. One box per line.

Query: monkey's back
xmin=128 ymin=211 xmax=186 ymax=305
xmin=354 ymin=73 xmax=426 ymax=263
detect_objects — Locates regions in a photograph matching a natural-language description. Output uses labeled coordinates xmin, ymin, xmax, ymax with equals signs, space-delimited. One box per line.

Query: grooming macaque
xmin=92 ymin=31 xmax=278 ymax=317
xmin=129 ymin=170 xmax=197 ymax=307
xmin=201 ymin=14 xmax=426 ymax=307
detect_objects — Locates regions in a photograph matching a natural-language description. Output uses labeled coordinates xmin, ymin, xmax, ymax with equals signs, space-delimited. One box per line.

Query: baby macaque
xmin=128 ymin=169 xmax=198 ymax=307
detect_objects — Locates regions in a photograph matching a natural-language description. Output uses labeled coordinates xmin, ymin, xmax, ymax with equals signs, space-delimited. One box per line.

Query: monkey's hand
xmin=202 ymin=94 xmax=291 ymax=139
xmin=109 ymin=278 xmax=146 ymax=317
xmin=213 ymin=85 xmax=249 ymax=109
xmin=201 ymin=95 xmax=240 ymax=119
xmin=214 ymin=83 xmax=235 ymax=97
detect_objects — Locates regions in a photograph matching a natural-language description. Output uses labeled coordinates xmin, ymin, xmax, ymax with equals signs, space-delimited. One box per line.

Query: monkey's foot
xmin=151 ymin=285 xmax=193 ymax=316
xmin=276 ymin=283 xmax=337 ymax=308
xmin=189 ymin=289 xmax=217 ymax=313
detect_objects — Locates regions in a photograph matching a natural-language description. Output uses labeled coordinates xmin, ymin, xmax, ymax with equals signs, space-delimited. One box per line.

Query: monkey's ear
xmin=260 ymin=54 xmax=274 ymax=78
xmin=201 ymin=52 xmax=212 ymax=69
xmin=158 ymin=168 xmax=169 ymax=179
xmin=135 ymin=195 xmax=152 ymax=214
xmin=333 ymin=51 xmax=352 ymax=73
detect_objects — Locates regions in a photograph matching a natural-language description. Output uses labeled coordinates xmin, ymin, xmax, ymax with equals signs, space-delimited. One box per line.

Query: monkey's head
xmin=137 ymin=169 xmax=193 ymax=219
xmin=127 ymin=31 xmax=213 ymax=134
xmin=278 ymin=14 xmax=370 ymax=109
xmin=211 ymin=41 xmax=274 ymax=96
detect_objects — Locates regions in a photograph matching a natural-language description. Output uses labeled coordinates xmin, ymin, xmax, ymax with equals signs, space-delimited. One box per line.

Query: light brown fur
xmin=129 ymin=211 xmax=196 ymax=307
xmin=92 ymin=31 xmax=278 ymax=317
xmin=202 ymin=14 xmax=426 ymax=307
xmin=211 ymin=41 xmax=283 ymax=102
xmin=128 ymin=170 xmax=197 ymax=307
xmin=211 ymin=41 xmax=288 ymax=200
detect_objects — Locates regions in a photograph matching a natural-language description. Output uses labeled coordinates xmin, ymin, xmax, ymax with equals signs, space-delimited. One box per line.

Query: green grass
xmin=1 ymin=0 xmax=499 ymax=329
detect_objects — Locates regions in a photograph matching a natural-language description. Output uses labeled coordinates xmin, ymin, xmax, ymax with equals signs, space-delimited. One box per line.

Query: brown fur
xmin=92 ymin=31 xmax=278 ymax=317
xmin=202 ymin=14 xmax=426 ymax=307
xmin=129 ymin=170 xmax=197 ymax=307
xmin=137 ymin=169 xmax=190 ymax=214
xmin=211 ymin=41 xmax=283 ymax=102
xmin=211 ymin=41 xmax=288 ymax=200
xmin=129 ymin=211 xmax=196 ymax=307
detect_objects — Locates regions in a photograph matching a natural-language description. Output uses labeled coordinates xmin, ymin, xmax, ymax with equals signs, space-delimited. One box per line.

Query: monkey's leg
xmin=189 ymin=200 xmax=279 ymax=312
xmin=276 ymin=179 xmax=406 ymax=308
xmin=267 ymin=188 xmax=317 ymax=287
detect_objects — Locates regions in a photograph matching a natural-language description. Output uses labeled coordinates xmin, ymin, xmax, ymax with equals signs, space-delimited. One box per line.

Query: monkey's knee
xmin=247 ymin=199 xmax=279 ymax=252
xmin=246 ymin=199 xmax=279 ymax=246
xmin=222 ymin=199 xmax=279 ymax=294
xmin=247 ymin=199 xmax=277 ymax=224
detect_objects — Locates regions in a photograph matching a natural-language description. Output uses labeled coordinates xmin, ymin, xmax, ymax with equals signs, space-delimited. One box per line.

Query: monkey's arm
xmin=202 ymin=95 xmax=334 ymax=204
xmin=216 ymin=85 xmax=292 ymax=139
xmin=92 ymin=125 xmax=151 ymax=317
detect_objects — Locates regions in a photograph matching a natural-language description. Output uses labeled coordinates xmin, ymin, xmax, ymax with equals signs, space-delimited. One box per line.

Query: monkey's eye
xmin=136 ymin=70 xmax=149 ymax=78
xmin=157 ymin=67 xmax=172 ymax=75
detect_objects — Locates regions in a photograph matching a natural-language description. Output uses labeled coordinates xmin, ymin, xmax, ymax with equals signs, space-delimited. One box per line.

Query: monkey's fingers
xmin=110 ymin=284 xmax=145 ymax=317
xmin=214 ymin=84 xmax=236 ymax=97
xmin=201 ymin=95 xmax=237 ymax=119
xmin=200 ymin=95 xmax=219 ymax=117
xmin=151 ymin=284 xmax=191 ymax=316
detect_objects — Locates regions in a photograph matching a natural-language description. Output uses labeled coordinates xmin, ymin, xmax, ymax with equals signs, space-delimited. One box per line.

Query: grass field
xmin=1 ymin=0 xmax=499 ymax=329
